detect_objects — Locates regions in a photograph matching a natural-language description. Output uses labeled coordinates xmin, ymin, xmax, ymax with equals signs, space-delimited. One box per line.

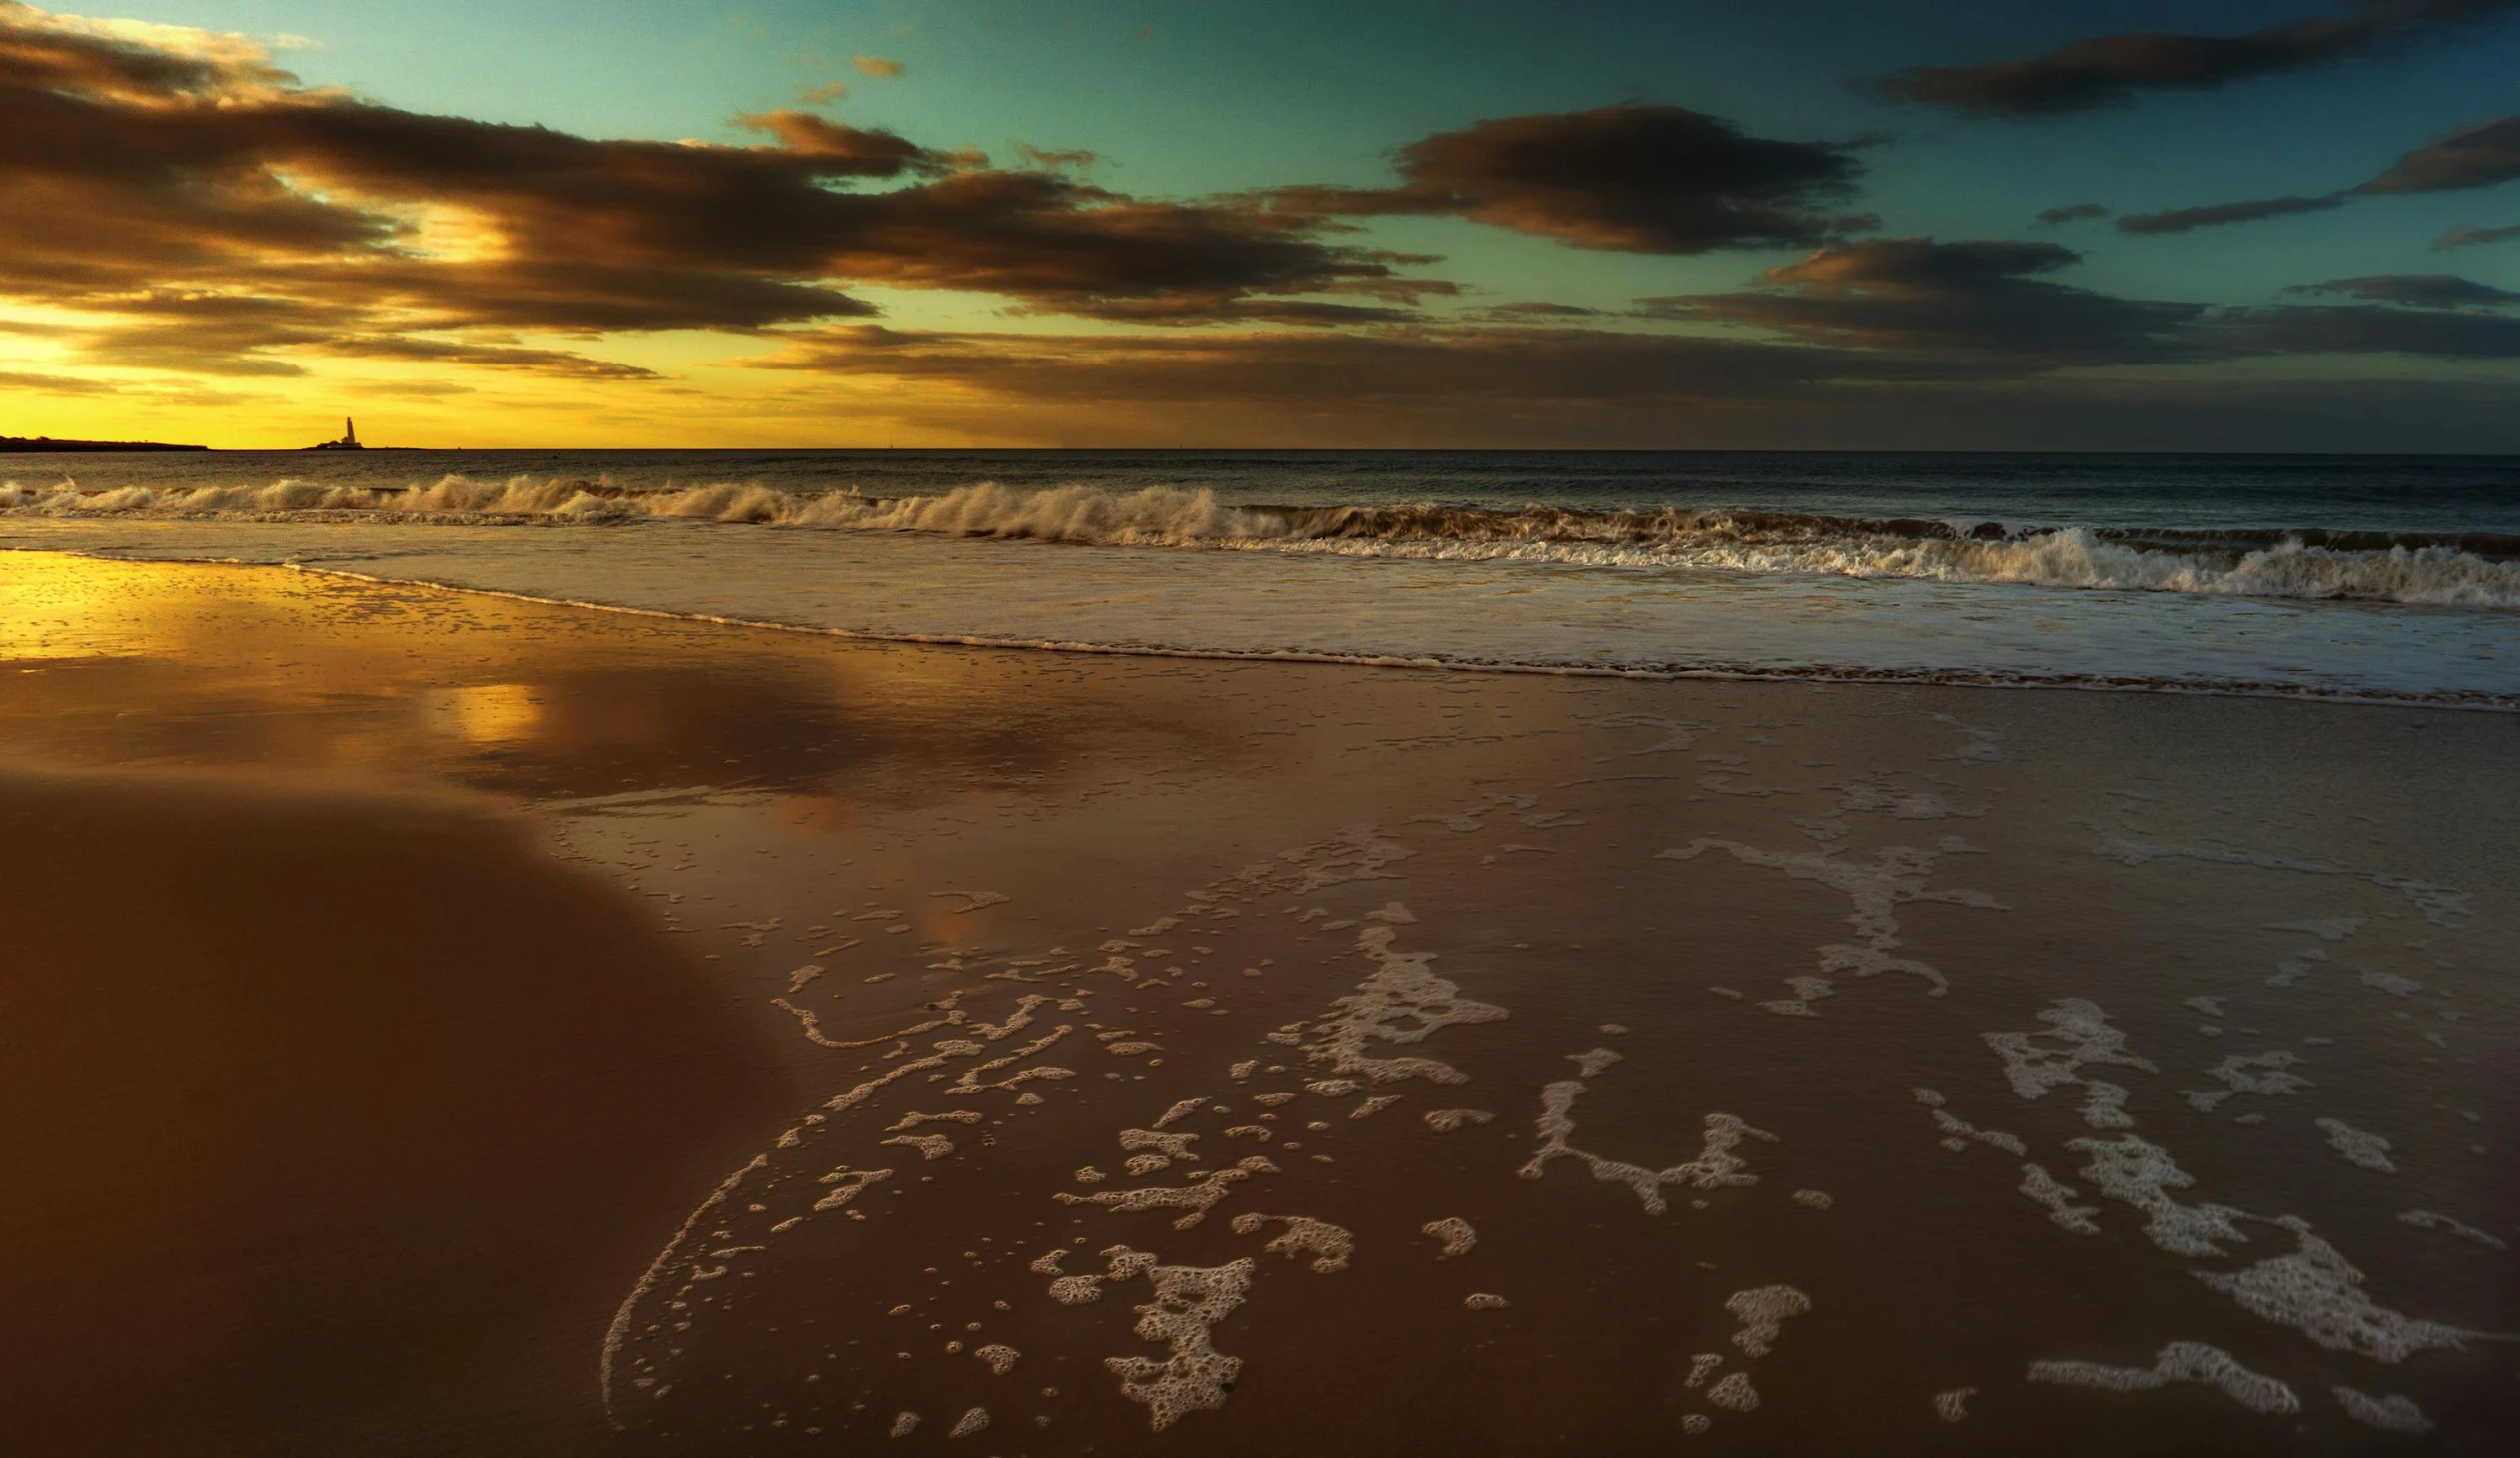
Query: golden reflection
xmin=0 ymin=552 xmax=168 ymax=660
xmin=420 ymin=683 xmax=545 ymax=745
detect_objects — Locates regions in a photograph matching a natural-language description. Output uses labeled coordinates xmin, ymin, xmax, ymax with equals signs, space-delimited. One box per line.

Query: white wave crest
xmin=1279 ymin=526 xmax=2520 ymax=608
xmin=6 ymin=476 xmax=2514 ymax=608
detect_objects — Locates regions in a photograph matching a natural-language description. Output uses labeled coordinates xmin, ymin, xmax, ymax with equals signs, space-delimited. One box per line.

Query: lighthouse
xmin=306 ymin=416 xmax=366 ymax=450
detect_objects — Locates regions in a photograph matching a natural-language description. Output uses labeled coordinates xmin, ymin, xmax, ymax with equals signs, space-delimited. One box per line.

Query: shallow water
xmin=6 ymin=449 xmax=2518 ymax=703
xmin=2 ymin=554 xmax=2511 ymax=1454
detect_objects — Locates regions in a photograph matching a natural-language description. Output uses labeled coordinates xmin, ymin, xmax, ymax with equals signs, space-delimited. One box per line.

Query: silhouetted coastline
xmin=2 ymin=435 xmax=208 ymax=452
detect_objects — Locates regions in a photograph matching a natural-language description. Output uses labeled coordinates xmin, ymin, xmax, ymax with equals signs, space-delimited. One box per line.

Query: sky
xmin=3 ymin=0 xmax=2518 ymax=448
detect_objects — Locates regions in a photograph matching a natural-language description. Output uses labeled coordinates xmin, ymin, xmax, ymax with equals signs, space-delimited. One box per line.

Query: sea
xmin=5 ymin=449 xmax=2517 ymax=706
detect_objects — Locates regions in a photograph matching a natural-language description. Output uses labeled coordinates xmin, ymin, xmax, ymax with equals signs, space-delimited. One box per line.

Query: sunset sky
xmin=4 ymin=0 xmax=2518 ymax=448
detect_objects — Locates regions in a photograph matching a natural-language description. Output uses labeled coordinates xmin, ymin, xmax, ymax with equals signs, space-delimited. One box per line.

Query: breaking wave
xmin=7 ymin=474 xmax=2517 ymax=609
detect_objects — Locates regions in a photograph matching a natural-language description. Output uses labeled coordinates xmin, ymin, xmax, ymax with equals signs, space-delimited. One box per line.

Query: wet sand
xmin=2 ymin=551 xmax=2513 ymax=1455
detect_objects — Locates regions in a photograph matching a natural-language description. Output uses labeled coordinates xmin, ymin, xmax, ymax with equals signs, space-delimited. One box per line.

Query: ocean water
xmin=5 ymin=449 xmax=2516 ymax=704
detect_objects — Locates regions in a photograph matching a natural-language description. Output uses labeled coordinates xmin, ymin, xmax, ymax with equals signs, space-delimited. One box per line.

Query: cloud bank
xmin=1877 ymin=1 xmax=2519 ymax=116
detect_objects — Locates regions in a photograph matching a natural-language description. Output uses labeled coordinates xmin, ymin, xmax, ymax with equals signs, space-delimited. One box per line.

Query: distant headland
xmin=1 ymin=434 xmax=209 ymax=452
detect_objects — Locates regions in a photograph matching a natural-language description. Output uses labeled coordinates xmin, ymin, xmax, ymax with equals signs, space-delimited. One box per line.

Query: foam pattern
xmin=1230 ymin=1213 xmax=1355 ymax=1273
xmin=1422 ymin=1217 xmax=1477 ymax=1258
xmin=2195 ymin=1217 xmax=2496 ymax=1362
xmin=2018 ymin=1165 xmax=2100 ymax=1235
xmin=2316 ymin=1117 xmax=2396 ymax=1172
xmin=1985 ymin=1000 xmax=2157 ymax=1101
xmin=2396 ymin=1209 xmax=2505 ymax=1249
xmin=1521 ymin=1075 xmax=1776 ymax=1216
xmin=2067 ymin=1136 xmax=2248 ymax=1257
xmin=1291 ymin=922 xmax=1508 ymax=1086
xmin=1725 ymin=1286 xmax=1811 ymax=1358
xmin=2027 ymin=1341 xmax=2297 ymax=1415
xmin=1099 ymin=1252 xmax=1258 ymax=1431
xmin=2333 ymin=1387 xmax=2433 ymax=1434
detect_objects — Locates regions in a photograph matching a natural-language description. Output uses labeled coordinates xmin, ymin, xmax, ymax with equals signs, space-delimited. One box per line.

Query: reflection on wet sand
xmin=2 ymin=551 xmax=2513 ymax=1455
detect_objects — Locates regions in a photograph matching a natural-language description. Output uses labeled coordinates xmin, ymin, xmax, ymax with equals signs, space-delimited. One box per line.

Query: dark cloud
xmin=1636 ymin=237 xmax=2205 ymax=363
xmin=2037 ymin=203 xmax=2110 ymax=226
xmin=0 ymin=2 xmax=1430 ymax=376
xmin=1470 ymin=301 xmax=1606 ymax=321
xmin=2353 ymin=114 xmax=2520 ymax=193
xmin=1875 ymin=1 xmax=2519 ymax=116
xmin=2285 ymin=273 xmax=2520 ymax=307
xmin=2436 ymin=221 xmax=2520 ymax=248
xmin=724 ymin=323 xmax=2520 ymax=450
xmin=1261 ymin=105 xmax=1875 ymax=254
xmin=2210 ymin=304 xmax=2520 ymax=355
xmin=740 ymin=322 xmax=1964 ymax=410
xmin=2102 ymin=112 xmax=2517 ymax=241
xmin=0 ymin=369 xmax=115 ymax=395
xmin=1625 ymin=236 xmax=2520 ymax=369
xmin=1015 ymin=144 xmax=1098 ymax=169
xmin=2116 ymin=195 xmax=2347 ymax=234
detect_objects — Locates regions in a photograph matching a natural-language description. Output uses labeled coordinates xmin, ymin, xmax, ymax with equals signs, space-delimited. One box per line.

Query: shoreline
xmin=7 ymin=542 xmax=2515 ymax=711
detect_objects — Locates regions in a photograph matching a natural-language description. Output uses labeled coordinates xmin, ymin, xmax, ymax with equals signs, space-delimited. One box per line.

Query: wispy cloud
xmin=852 ymin=54 xmax=904 ymax=78
xmin=1874 ymin=1 xmax=2520 ymax=116
xmin=2436 ymin=221 xmax=2520 ymax=248
xmin=2284 ymin=273 xmax=2520 ymax=307
xmin=2117 ymin=195 xmax=2348 ymax=234
xmin=2354 ymin=114 xmax=2520 ymax=193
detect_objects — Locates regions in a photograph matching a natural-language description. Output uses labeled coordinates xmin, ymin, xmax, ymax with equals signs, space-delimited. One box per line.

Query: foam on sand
xmin=2019 ymin=1164 xmax=2100 ymax=1235
xmin=2195 ymin=1216 xmax=2504 ymax=1362
xmin=2067 ymin=1135 xmax=2248 ymax=1257
xmin=1933 ymin=1388 xmax=1974 ymax=1423
xmin=1519 ymin=1067 xmax=1775 ymax=1216
xmin=1914 ymin=1089 xmax=2028 ymax=1154
xmin=1054 ymin=1155 xmax=1281 ymax=1228
xmin=2333 ymin=1387 xmax=2433 ymax=1434
xmin=2027 ymin=1341 xmax=2298 ymax=1416
xmin=1984 ymin=1000 xmax=2157 ymax=1102
xmin=1704 ymin=1371 xmax=1760 ymax=1412
xmin=974 ymin=1344 xmax=1020 ymax=1376
xmin=1286 ymin=922 xmax=1508 ymax=1086
xmin=814 ymin=1167 xmax=895 ymax=1211
xmin=1463 ymin=1292 xmax=1509 ymax=1310
xmin=2182 ymin=1051 xmax=2311 ymax=1113
xmin=1422 ymin=1217 xmax=1476 ymax=1258
xmin=1096 ymin=1251 xmax=1257 ymax=1431
xmin=2396 ymin=1209 xmax=2506 ymax=1249
xmin=1229 ymin=1213 xmax=1354 ymax=1273
xmin=1658 ymin=839 xmax=2002 ymax=996
xmin=2315 ymin=1117 xmax=2396 ymax=1172
xmin=947 ymin=1407 xmax=989 ymax=1437
xmin=1725 ymin=1286 xmax=1810 ymax=1357
xmin=2077 ymin=1080 xmax=2135 ymax=1129
xmin=1424 ymin=1108 xmax=1494 ymax=1132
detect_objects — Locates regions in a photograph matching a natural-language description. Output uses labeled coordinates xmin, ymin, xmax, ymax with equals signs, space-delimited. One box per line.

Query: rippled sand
xmin=2 ymin=552 xmax=2511 ymax=1456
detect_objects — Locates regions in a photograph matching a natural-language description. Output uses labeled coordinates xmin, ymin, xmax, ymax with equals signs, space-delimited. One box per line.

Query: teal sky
xmin=130 ymin=0 xmax=2520 ymax=306
xmin=7 ymin=1 xmax=2519 ymax=446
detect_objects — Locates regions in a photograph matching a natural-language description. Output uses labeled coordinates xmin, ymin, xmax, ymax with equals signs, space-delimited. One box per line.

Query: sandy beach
xmin=2 ymin=549 xmax=2511 ymax=1455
